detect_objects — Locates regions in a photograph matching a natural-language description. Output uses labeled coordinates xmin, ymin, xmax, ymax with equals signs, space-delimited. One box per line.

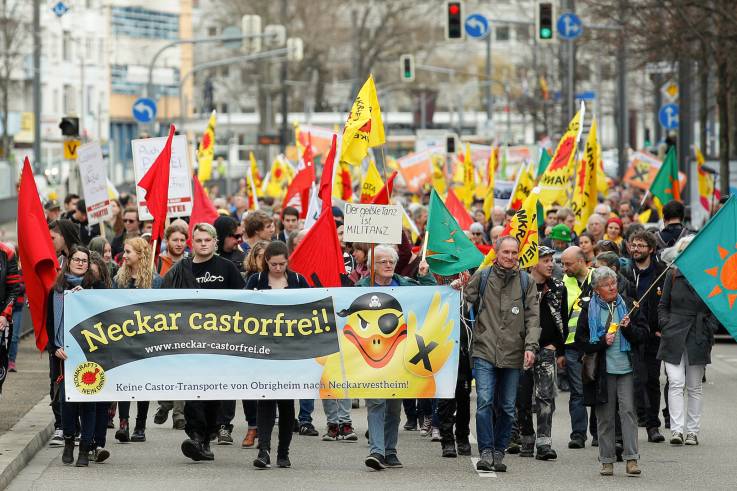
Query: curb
xmin=0 ymin=395 xmax=54 ymax=490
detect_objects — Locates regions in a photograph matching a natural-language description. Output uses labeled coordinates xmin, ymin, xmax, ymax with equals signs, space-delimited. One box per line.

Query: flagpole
xmin=636 ymin=189 xmax=650 ymax=216
xmin=370 ymin=243 xmax=376 ymax=287
xmin=150 ymin=239 xmax=158 ymax=271
xmin=421 ymin=230 xmax=429 ymax=262
xmin=380 ymin=146 xmax=392 ymax=201
xmin=625 ymin=263 xmax=672 ymax=318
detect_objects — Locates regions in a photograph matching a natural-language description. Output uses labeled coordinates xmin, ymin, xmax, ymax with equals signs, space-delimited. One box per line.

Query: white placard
xmin=343 ymin=203 xmax=403 ymax=244
xmin=77 ymin=142 xmax=112 ymax=225
xmin=132 ymin=134 xmax=193 ymax=220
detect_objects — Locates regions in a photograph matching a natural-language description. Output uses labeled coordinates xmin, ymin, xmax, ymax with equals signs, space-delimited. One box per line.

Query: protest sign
xmin=77 ymin=142 xmax=113 ymax=225
xmin=63 ymin=286 xmax=460 ymax=401
xmin=132 ymin=134 xmax=193 ymax=220
xmin=343 ymin=203 xmax=403 ymax=244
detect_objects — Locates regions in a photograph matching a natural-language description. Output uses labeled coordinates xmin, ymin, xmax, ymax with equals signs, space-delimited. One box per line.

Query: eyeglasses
xmin=375 ymin=259 xmax=396 ymax=266
xmin=472 ymin=232 xmax=483 ymax=236
xmin=123 ymin=219 xmax=137 ymax=224
xmin=229 ymin=233 xmax=242 ymax=240
xmin=70 ymin=257 xmax=89 ymax=264
xmin=630 ymin=243 xmax=649 ymax=249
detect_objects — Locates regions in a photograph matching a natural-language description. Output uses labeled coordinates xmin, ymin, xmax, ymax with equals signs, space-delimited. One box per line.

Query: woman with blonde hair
xmin=113 ymin=237 xmax=162 ymax=443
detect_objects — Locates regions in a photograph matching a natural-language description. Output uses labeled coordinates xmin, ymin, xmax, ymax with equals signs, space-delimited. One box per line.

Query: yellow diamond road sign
xmin=661 ymin=82 xmax=678 ymax=102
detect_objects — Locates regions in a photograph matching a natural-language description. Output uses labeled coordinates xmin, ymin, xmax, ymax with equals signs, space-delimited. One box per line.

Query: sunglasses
xmin=229 ymin=233 xmax=243 ymax=240
xmin=123 ymin=219 xmax=137 ymax=224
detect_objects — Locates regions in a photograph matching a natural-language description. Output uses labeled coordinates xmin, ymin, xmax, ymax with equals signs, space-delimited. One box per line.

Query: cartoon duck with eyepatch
xmin=317 ymin=291 xmax=455 ymax=398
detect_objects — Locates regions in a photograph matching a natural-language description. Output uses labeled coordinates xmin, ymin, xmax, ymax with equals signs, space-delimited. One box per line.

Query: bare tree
xmin=0 ymin=0 xmax=27 ymax=165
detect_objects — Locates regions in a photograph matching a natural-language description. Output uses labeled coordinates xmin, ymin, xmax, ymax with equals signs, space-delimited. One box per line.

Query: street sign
xmin=661 ymin=81 xmax=678 ymax=102
xmin=64 ymin=139 xmax=80 ymax=160
xmin=575 ymin=90 xmax=597 ymax=101
xmin=132 ymin=98 xmax=157 ymax=123
xmin=556 ymin=12 xmax=583 ymax=41
xmin=646 ymin=61 xmax=675 ymax=75
xmin=464 ymin=13 xmax=490 ymax=39
xmin=51 ymin=2 xmax=69 ymax=18
xmin=221 ymin=26 xmax=242 ymax=49
xmin=658 ymin=103 xmax=679 ymax=130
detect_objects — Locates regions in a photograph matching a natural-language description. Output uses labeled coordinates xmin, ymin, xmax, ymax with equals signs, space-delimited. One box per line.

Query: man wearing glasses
xmin=214 ymin=216 xmax=246 ymax=273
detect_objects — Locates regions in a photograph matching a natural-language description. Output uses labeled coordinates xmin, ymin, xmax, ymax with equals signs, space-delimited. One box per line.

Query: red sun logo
xmin=705 ymin=244 xmax=737 ymax=308
xmin=548 ymin=136 xmax=575 ymax=171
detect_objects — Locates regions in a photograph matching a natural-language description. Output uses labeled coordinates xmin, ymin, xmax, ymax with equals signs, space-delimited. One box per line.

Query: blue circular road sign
xmin=658 ymin=103 xmax=679 ymax=130
xmin=557 ymin=12 xmax=583 ymax=41
xmin=132 ymin=98 xmax=157 ymax=124
xmin=465 ymin=13 xmax=490 ymax=39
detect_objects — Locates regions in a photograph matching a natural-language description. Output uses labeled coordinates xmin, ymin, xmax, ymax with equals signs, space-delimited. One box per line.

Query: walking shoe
xmin=153 ymin=406 xmax=169 ymax=425
xmin=75 ymin=442 xmax=90 ymax=467
xmin=456 ymin=440 xmax=472 ymax=456
xmin=93 ymin=447 xmax=110 ymax=463
xmin=115 ymin=419 xmax=130 ymax=443
xmin=173 ymin=419 xmax=186 ymax=430
xmin=567 ymin=437 xmax=585 ymax=449
xmin=419 ymin=416 xmax=432 ymax=436
xmin=181 ymin=439 xmax=208 ymax=461
xmin=242 ymin=428 xmax=258 ymax=448
xmin=130 ymin=427 xmax=146 ymax=442
xmin=403 ymin=418 xmax=417 ymax=431
xmin=476 ymin=449 xmax=495 ymax=472
xmin=384 ymin=453 xmax=403 ymax=468
xmin=62 ymin=437 xmax=75 ymax=464
xmin=685 ymin=433 xmax=699 ymax=446
xmin=431 ymin=427 xmax=441 ymax=442
xmin=647 ymin=427 xmax=665 ymax=443
xmin=507 ymin=441 xmax=521 ymax=454
xmin=322 ymin=423 xmax=340 ymax=441
xmin=492 ymin=451 xmax=507 ymax=472
xmin=519 ymin=442 xmax=534 ymax=457
xmin=107 ymin=405 xmax=116 ymax=429
xmin=670 ymin=431 xmax=684 ymax=445
xmin=365 ymin=452 xmax=386 ymax=470
xmin=600 ymin=463 xmax=614 ymax=476
xmin=626 ymin=459 xmax=641 ymax=476
xmin=298 ymin=423 xmax=319 ymax=436
xmin=276 ymin=453 xmax=291 ymax=468
xmin=50 ymin=429 xmax=65 ymax=447
xmin=339 ymin=423 xmax=358 ymax=441
xmin=441 ymin=442 xmax=457 ymax=458
xmin=535 ymin=445 xmax=557 ymax=460
xmin=8 ymin=360 xmax=16 ymax=372
xmin=201 ymin=440 xmax=214 ymax=460
xmin=217 ymin=425 xmax=233 ymax=445
xmin=253 ymin=449 xmax=271 ymax=469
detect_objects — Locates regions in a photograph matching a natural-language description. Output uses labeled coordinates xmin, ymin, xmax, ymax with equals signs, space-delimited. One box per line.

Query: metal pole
xmin=677 ymin=58 xmax=692 ymax=204
xmin=653 ymin=73 xmax=662 ymax=143
xmin=420 ymin=90 xmax=426 ymax=130
xmin=485 ymin=31 xmax=492 ymax=120
xmin=80 ymin=58 xmax=85 ymax=139
xmin=616 ymin=6 xmax=628 ymax=178
xmin=567 ymin=41 xmax=575 ymax=122
xmin=32 ymin=0 xmax=41 ymax=171
xmin=279 ymin=0 xmax=289 ymax=153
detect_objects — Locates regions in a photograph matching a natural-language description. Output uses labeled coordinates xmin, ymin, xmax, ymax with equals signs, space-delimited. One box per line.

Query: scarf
xmin=588 ymin=293 xmax=630 ymax=352
xmin=64 ymin=273 xmax=83 ymax=287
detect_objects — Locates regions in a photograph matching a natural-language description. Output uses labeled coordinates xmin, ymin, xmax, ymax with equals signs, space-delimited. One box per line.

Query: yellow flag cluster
xmin=482 ymin=146 xmax=497 ymax=219
xmin=538 ymin=104 xmax=585 ymax=208
xmin=571 ymin=118 xmax=599 ymax=235
xmin=509 ymin=162 xmax=535 ymax=211
xmin=340 ymin=75 xmax=385 ymax=166
xmin=460 ymin=143 xmax=475 ymax=206
xmin=197 ymin=111 xmax=217 ymax=182
xmin=481 ymin=187 xmax=541 ymax=269
xmin=431 ymin=154 xmax=447 ymax=195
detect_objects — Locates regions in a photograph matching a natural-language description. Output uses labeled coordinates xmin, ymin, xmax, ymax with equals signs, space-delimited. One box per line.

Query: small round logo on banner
xmin=73 ymin=361 xmax=106 ymax=395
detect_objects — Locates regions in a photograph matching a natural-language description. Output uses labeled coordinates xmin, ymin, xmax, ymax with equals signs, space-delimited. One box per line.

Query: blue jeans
xmin=366 ymin=399 xmax=401 ymax=456
xmin=298 ymin=399 xmax=314 ymax=424
xmin=474 ymin=357 xmax=520 ymax=453
xmin=9 ymin=310 xmax=22 ymax=361
xmin=565 ymin=347 xmax=589 ymax=440
xmin=322 ymin=399 xmax=352 ymax=425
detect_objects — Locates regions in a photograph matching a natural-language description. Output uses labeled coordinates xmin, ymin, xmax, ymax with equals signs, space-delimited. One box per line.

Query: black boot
xmin=441 ymin=441 xmax=457 ymax=458
xmin=75 ymin=442 xmax=90 ymax=467
xmin=201 ymin=439 xmax=214 ymax=461
xmin=62 ymin=437 xmax=75 ymax=465
xmin=182 ymin=434 xmax=208 ymax=461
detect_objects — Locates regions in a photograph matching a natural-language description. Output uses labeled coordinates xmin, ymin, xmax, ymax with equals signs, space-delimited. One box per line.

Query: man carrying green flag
xmin=425 ymin=189 xmax=484 ymax=276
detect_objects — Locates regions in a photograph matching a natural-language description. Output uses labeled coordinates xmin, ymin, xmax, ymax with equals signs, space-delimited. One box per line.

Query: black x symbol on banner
xmin=633 ymin=163 xmax=649 ymax=182
xmin=409 ymin=334 xmax=438 ymax=372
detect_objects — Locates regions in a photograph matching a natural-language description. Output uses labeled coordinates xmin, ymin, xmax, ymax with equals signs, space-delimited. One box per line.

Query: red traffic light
xmin=448 ymin=4 xmax=460 ymax=14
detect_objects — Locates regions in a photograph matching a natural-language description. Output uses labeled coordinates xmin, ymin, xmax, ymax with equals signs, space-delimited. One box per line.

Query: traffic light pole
xmin=32 ymin=0 xmax=41 ymax=171
xmin=485 ymin=32 xmax=493 ymax=120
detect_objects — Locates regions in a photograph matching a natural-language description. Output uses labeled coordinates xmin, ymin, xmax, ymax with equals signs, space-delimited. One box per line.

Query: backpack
xmin=473 ymin=268 xmax=530 ymax=318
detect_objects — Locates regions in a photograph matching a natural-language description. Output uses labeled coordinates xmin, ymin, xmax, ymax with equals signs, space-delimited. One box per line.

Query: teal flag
xmin=675 ymin=195 xmax=737 ymax=340
xmin=536 ymin=148 xmax=552 ymax=179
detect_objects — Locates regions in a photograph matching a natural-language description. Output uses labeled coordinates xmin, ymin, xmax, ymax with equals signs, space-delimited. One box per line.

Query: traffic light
xmin=536 ymin=2 xmax=555 ymax=42
xmin=445 ymin=135 xmax=456 ymax=154
xmin=445 ymin=1 xmax=464 ymax=40
xmin=59 ymin=116 xmax=79 ymax=137
xmin=400 ymin=54 xmax=415 ymax=82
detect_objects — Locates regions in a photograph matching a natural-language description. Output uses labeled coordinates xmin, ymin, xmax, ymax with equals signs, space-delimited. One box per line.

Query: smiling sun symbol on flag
xmin=705 ymin=244 xmax=737 ymax=308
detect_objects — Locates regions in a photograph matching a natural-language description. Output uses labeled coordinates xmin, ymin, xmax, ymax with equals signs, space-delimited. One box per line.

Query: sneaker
xmin=684 ymin=433 xmax=699 ymax=446
xmin=384 ymin=453 xmax=403 ymax=468
xmin=153 ymin=407 xmax=169 ymax=425
xmin=242 ymin=428 xmax=257 ymax=448
xmin=519 ymin=442 xmax=534 ymax=457
xmin=441 ymin=442 xmax=457 ymax=458
xmin=93 ymin=447 xmax=110 ymax=463
xmin=457 ymin=440 xmax=472 ymax=456
xmin=298 ymin=423 xmax=319 ymax=436
xmin=115 ymin=419 xmax=130 ymax=443
xmin=535 ymin=445 xmax=557 ymax=460
xmin=217 ymin=425 xmax=233 ymax=445
xmin=276 ymin=454 xmax=291 ymax=468
xmin=647 ymin=427 xmax=665 ymax=443
xmin=365 ymin=452 xmax=386 ymax=470
xmin=322 ymin=423 xmax=340 ymax=441
xmin=670 ymin=431 xmax=684 ymax=445
xmin=8 ymin=360 xmax=16 ymax=372
xmin=339 ymin=423 xmax=358 ymax=441
xmin=419 ymin=417 xmax=432 ymax=437
xmin=253 ymin=449 xmax=271 ymax=469
xmin=431 ymin=427 xmax=441 ymax=442
xmin=476 ymin=449 xmax=495 ymax=472
xmin=50 ymin=429 xmax=64 ymax=447
xmin=130 ymin=428 xmax=146 ymax=442
xmin=492 ymin=451 xmax=507 ymax=472
xmin=403 ymin=418 xmax=417 ymax=431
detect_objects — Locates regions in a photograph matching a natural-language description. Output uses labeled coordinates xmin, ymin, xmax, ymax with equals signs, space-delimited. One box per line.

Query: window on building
xmin=111 ymin=64 xmax=181 ymax=96
xmin=515 ymin=25 xmax=530 ymax=42
xmin=208 ymin=26 xmax=217 ymax=37
xmin=112 ymin=7 xmax=179 ymax=40
xmin=220 ymin=66 xmax=229 ymax=77
xmin=63 ymin=85 xmax=75 ymax=114
xmin=495 ymin=26 xmax=510 ymax=42
xmin=220 ymin=102 xmax=228 ymax=114
xmin=62 ymin=31 xmax=72 ymax=61
xmin=53 ymin=88 xmax=59 ymax=113
xmin=86 ymin=37 xmax=94 ymax=60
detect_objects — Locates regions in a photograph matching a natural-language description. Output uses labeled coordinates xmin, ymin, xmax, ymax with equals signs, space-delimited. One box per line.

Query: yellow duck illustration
xmin=318 ymin=290 xmax=455 ymax=398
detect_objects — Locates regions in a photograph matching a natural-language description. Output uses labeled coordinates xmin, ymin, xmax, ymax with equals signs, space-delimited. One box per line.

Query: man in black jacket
xmin=0 ymin=242 xmax=20 ymax=396
xmin=656 ymin=201 xmax=686 ymax=250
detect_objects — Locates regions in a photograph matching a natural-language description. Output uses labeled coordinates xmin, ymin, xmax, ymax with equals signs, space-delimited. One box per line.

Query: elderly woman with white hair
xmin=575 ymin=266 xmax=649 ymax=477
xmin=657 ymin=235 xmax=718 ymax=447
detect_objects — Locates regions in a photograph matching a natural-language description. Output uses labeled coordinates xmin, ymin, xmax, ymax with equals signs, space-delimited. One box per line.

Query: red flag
xmin=370 ymin=170 xmax=397 ymax=205
xmin=445 ymin=189 xmax=474 ymax=230
xmin=188 ymin=174 xmax=219 ymax=245
xmin=17 ymin=157 xmax=59 ymax=351
xmin=289 ymin=207 xmax=346 ymax=287
xmin=284 ymin=166 xmax=315 ymax=218
xmin=319 ymin=135 xmax=337 ymax=206
xmin=138 ymin=125 xmax=175 ymax=252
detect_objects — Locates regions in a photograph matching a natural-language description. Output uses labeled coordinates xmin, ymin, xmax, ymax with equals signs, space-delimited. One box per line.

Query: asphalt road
xmin=8 ymin=343 xmax=737 ymax=490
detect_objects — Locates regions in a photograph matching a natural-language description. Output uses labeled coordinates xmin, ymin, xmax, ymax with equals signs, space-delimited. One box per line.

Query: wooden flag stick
xmin=421 ymin=230 xmax=429 ymax=262
xmin=370 ymin=243 xmax=376 ymax=287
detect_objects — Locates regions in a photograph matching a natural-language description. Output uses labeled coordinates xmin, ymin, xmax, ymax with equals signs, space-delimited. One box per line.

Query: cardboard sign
xmin=132 ymin=134 xmax=193 ymax=220
xmin=343 ymin=203 xmax=403 ymax=244
xmin=77 ymin=142 xmax=112 ymax=225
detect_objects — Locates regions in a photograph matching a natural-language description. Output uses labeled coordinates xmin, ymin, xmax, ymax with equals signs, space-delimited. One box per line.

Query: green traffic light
xmin=404 ymin=71 xmax=412 ymax=78
xmin=540 ymin=27 xmax=552 ymax=39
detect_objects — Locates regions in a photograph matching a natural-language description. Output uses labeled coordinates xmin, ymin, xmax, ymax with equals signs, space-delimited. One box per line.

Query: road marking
xmin=470 ymin=458 xmax=497 ymax=478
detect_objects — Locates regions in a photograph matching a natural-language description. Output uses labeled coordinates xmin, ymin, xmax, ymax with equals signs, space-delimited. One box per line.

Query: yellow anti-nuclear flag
xmin=481 ymin=187 xmax=541 ymax=269
xmin=197 ymin=110 xmax=216 ymax=182
xmin=538 ymin=103 xmax=585 ymax=208
xmin=483 ymin=146 xmax=497 ymax=219
xmin=431 ymin=154 xmax=447 ymax=196
xmin=340 ymin=75 xmax=385 ymax=166
xmin=508 ymin=161 xmax=535 ymax=211
xmin=360 ymin=160 xmax=384 ymax=203
xmin=460 ymin=143 xmax=475 ymax=206
xmin=571 ymin=118 xmax=599 ymax=235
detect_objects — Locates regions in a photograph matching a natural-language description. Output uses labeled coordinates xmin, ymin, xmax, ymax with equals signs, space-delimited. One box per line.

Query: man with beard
xmin=214 ymin=216 xmax=246 ymax=273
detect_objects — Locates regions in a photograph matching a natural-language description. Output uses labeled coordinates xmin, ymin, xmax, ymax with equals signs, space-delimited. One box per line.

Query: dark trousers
xmin=257 ymin=400 xmax=294 ymax=456
xmin=118 ymin=401 xmax=150 ymax=429
xmin=633 ymin=338 xmax=662 ymax=429
xmin=49 ymin=353 xmax=62 ymax=430
xmin=216 ymin=400 xmax=236 ymax=431
xmin=61 ymin=381 xmax=95 ymax=445
xmin=184 ymin=400 xmax=220 ymax=440
xmin=437 ymin=378 xmax=471 ymax=444
xmin=94 ymin=402 xmax=109 ymax=448
xmin=242 ymin=400 xmax=258 ymax=427
xmin=517 ymin=348 xmax=556 ymax=447
xmin=402 ymin=399 xmax=432 ymax=423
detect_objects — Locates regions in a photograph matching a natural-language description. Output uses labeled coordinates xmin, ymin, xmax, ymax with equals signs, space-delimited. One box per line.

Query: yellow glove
xmin=404 ymin=291 xmax=455 ymax=378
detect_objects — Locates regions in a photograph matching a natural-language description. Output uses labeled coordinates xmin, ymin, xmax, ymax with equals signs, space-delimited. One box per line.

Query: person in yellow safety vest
xmin=560 ymin=246 xmax=594 ymax=450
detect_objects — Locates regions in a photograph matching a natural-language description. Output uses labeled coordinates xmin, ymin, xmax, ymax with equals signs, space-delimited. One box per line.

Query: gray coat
xmin=657 ymin=269 xmax=718 ymax=366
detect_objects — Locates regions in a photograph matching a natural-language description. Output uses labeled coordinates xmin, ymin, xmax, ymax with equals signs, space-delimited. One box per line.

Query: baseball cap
xmin=538 ymin=245 xmax=555 ymax=258
xmin=44 ymin=199 xmax=61 ymax=211
xmin=549 ymin=223 xmax=572 ymax=242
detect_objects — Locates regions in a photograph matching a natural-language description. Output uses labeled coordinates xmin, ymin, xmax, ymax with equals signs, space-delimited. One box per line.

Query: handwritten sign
xmin=77 ymin=142 xmax=112 ymax=225
xmin=343 ymin=203 xmax=402 ymax=244
xmin=132 ymin=134 xmax=193 ymax=220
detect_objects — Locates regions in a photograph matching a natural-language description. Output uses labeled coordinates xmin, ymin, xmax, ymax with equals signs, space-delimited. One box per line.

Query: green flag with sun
xmin=675 ymin=195 xmax=737 ymax=340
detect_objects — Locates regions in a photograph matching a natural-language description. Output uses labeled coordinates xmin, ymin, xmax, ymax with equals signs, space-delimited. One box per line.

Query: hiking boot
xmin=62 ymin=437 xmax=75 ymax=464
xmin=93 ymin=447 xmax=110 ymax=463
xmin=519 ymin=442 xmax=534 ymax=457
xmin=431 ymin=427 xmax=441 ymax=442
xmin=507 ymin=441 xmax=521 ymax=454
xmin=276 ymin=453 xmax=291 ymax=468
xmin=298 ymin=423 xmax=318 ymax=436
xmin=670 ymin=431 xmax=684 ymax=445
xmin=457 ymin=440 xmax=472 ymax=456
xmin=384 ymin=453 xmax=403 ymax=468
xmin=365 ymin=452 xmax=386 ymax=470
xmin=403 ymin=418 xmax=417 ymax=431
xmin=600 ymin=463 xmax=614 ymax=476
xmin=568 ymin=437 xmax=585 ymax=449
xmin=181 ymin=439 xmax=207 ymax=461
xmin=115 ymin=419 xmax=130 ymax=443
xmin=626 ymin=459 xmax=641 ymax=476
xmin=685 ymin=433 xmax=699 ymax=445
xmin=253 ymin=449 xmax=271 ymax=469
xmin=242 ymin=428 xmax=257 ymax=448
xmin=172 ymin=419 xmax=186 ymax=430
xmin=419 ymin=416 xmax=432 ymax=436
xmin=130 ymin=427 xmax=146 ymax=442
xmin=50 ymin=429 xmax=65 ymax=447
xmin=441 ymin=442 xmax=457 ymax=458
xmin=647 ymin=427 xmax=665 ymax=443
xmin=476 ymin=449 xmax=494 ymax=472
xmin=153 ymin=406 xmax=169 ymax=425
xmin=535 ymin=445 xmax=557 ymax=460
xmin=339 ymin=423 xmax=358 ymax=441
xmin=492 ymin=451 xmax=507 ymax=472
xmin=217 ymin=425 xmax=233 ymax=445
xmin=201 ymin=440 xmax=214 ymax=460
xmin=75 ymin=442 xmax=90 ymax=467
xmin=322 ymin=423 xmax=340 ymax=441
